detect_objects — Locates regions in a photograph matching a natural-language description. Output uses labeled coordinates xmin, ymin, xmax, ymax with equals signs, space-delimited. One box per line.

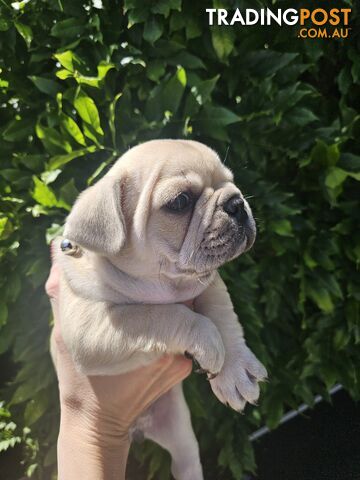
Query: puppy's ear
xmin=64 ymin=176 xmax=126 ymax=255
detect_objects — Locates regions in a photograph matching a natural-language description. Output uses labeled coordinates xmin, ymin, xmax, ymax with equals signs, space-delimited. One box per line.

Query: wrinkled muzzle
xmin=178 ymin=187 xmax=256 ymax=274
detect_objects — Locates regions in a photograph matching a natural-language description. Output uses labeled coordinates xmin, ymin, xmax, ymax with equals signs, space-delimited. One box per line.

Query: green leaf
xmin=327 ymin=144 xmax=340 ymax=166
xmin=0 ymin=436 xmax=21 ymax=452
xmin=54 ymin=51 xmax=76 ymax=71
xmin=286 ymin=107 xmax=318 ymax=126
xmin=168 ymin=51 xmax=205 ymax=69
xmin=146 ymin=60 xmax=165 ymax=81
xmin=211 ymin=27 xmax=235 ymax=62
xmin=73 ymin=90 xmax=104 ymax=135
xmin=74 ymin=63 xmax=115 ymax=88
xmin=202 ymin=105 xmax=241 ymax=126
xmin=243 ymin=50 xmax=298 ymax=77
xmin=14 ymin=21 xmax=32 ymax=47
xmin=0 ymin=217 xmax=13 ymax=240
xmin=333 ymin=329 xmax=350 ymax=350
xmin=308 ymin=140 xmax=340 ymax=168
xmin=46 ymin=223 xmax=63 ymax=244
xmin=97 ymin=62 xmax=115 ymax=81
xmin=24 ymin=392 xmax=49 ymax=426
xmin=294 ymin=383 xmax=315 ymax=406
xmin=151 ymin=0 xmax=181 ymax=16
xmin=264 ymin=392 xmax=284 ymax=429
xmin=350 ymin=52 xmax=360 ymax=84
xmin=28 ymin=76 xmax=60 ymax=96
xmin=340 ymin=153 xmax=360 ymax=171
xmin=9 ymin=383 xmax=30 ymax=406
xmin=41 ymin=170 xmax=61 ymax=185
xmin=36 ymin=124 xmax=72 ymax=154
xmin=109 ymin=92 xmax=122 ymax=147
xmin=324 ymin=167 xmax=348 ymax=189
xmin=47 ymin=146 xmax=97 ymax=170
xmin=307 ymin=286 xmax=334 ymax=313
xmin=190 ymin=75 xmax=219 ymax=105
xmin=127 ymin=8 xmax=149 ymax=28
xmin=146 ymin=67 xmax=187 ymax=119
xmin=337 ymin=67 xmax=352 ymax=95
xmin=270 ymin=219 xmax=293 ymax=237
xmin=82 ymin=123 xmax=102 ymax=146
xmin=56 ymin=69 xmax=73 ymax=80
xmin=143 ymin=17 xmax=163 ymax=44
xmin=304 ymin=251 xmax=317 ymax=269
xmin=162 ymin=66 xmax=186 ymax=112
xmin=186 ymin=17 xmax=202 ymax=39
xmin=31 ymin=176 xmax=67 ymax=209
xmin=59 ymin=178 xmax=78 ymax=205
xmin=3 ymin=118 xmax=34 ymax=141
xmin=194 ymin=105 xmax=241 ymax=141
xmin=60 ymin=114 xmax=86 ymax=146
xmin=51 ymin=18 xmax=85 ymax=39
xmin=347 ymin=172 xmax=360 ymax=181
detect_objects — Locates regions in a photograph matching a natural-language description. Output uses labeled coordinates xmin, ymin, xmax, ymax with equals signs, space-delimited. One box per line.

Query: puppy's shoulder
xmin=53 ymin=237 xmax=113 ymax=303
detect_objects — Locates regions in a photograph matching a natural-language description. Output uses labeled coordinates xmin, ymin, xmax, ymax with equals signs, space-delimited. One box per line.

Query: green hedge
xmin=0 ymin=0 xmax=359 ymax=478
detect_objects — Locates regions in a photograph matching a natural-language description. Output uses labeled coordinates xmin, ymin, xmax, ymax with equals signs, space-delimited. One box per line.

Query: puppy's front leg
xmin=60 ymin=288 xmax=225 ymax=377
xmin=194 ymin=272 xmax=267 ymax=411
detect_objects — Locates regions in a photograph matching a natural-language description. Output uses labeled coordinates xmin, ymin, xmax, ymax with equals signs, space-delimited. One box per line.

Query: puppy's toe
xmin=236 ymin=370 xmax=260 ymax=405
xmin=242 ymin=349 xmax=268 ymax=381
xmin=212 ymin=382 xmax=246 ymax=412
xmin=249 ymin=362 xmax=267 ymax=381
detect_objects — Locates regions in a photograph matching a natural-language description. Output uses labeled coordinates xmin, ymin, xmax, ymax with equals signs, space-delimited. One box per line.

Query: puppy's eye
xmin=165 ymin=192 xmax=192 ymax=212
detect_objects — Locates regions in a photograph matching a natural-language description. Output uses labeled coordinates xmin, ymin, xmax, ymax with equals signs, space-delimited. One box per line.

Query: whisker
xmin=223 ymin=145 xmax=230 ymax=165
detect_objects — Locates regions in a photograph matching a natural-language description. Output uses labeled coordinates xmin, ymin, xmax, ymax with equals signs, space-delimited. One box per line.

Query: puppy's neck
xmin=96 ymin=255 xmax=215 ymax=304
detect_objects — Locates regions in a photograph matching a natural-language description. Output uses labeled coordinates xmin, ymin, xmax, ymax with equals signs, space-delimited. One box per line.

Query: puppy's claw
xmin=194 ymin=367 xmax=219 ymax=379
xmin=184 ymin=351 xmax=202 ymax=370
xmin=246 ymin=371 xmax=257 ymax=383
xmin=184 ymin=351 xmax=193 ymax=360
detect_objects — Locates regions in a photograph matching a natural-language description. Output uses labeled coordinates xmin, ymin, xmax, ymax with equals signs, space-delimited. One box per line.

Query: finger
xmin=45 ymin=263 xmax=60 ymax=299
xmin=152 ymin=355 xmax=192 ymax=392
xmin=134 ymin=356 xmax=192 ymax=412
xmin=134 ymin=355 xmax=191 ymax=387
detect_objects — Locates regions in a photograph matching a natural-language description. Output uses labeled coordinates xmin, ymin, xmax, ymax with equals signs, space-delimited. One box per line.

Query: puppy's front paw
xmin=210 ymin=344 xmax=267 ymax=412
xmin=185 ymin=317 xmax=225 ymax=378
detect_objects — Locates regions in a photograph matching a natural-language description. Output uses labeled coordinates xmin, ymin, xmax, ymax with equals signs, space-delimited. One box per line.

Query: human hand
xmin=46 ymin=255 xmax=192 ymax=480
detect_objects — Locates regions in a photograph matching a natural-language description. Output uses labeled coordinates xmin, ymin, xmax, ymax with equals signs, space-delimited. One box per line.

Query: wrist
xmin=58 ymin=404 xmax=130 ymax=480
xmin=59 ymin=394 xmax=130 ymax=443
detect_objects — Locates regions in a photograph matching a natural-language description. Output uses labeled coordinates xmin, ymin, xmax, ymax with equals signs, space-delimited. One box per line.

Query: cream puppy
xmin=53 ymin=139 xmax=267 ymax=480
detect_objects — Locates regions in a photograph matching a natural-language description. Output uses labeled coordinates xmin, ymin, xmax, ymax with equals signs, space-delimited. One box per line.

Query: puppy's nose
xmin=223 ymin=195 xmax=248 ymax=223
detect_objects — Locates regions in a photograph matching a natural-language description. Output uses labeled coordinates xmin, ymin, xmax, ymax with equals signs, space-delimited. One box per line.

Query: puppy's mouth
xmin=177 ymin=194 xmax=256 ymax=276
xmin=186 ymin=217 xmax=256 ymax=274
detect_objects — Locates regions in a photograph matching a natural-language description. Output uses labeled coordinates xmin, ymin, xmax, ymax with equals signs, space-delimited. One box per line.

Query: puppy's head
xmin=64 ymin=140 xmax=256 ymax=277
